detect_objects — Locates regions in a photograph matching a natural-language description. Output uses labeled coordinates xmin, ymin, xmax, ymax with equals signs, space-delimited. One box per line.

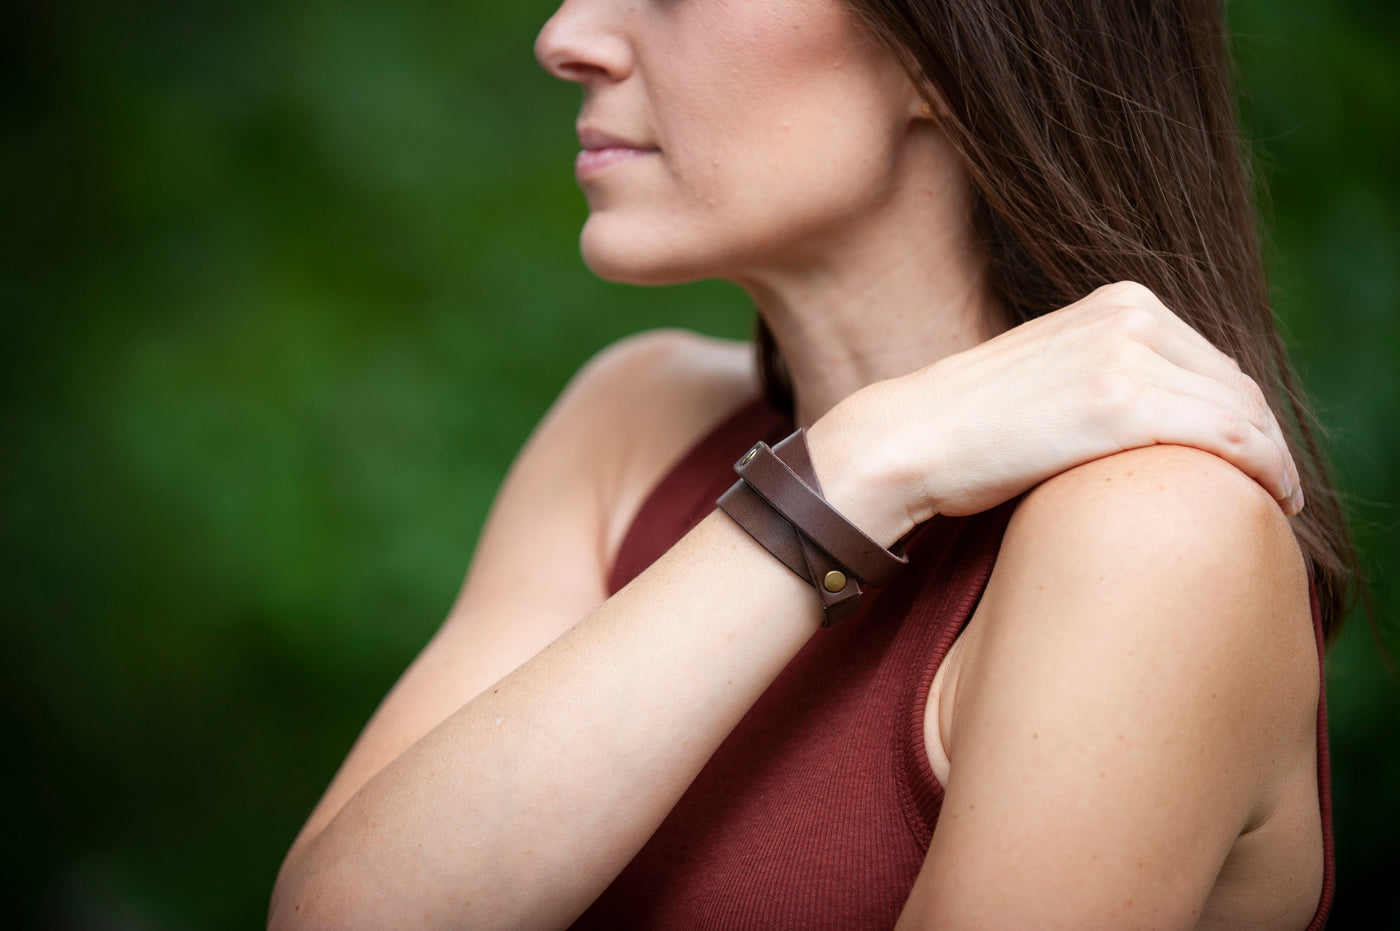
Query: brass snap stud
xmin=823 ymin=570 xmax=847 ymax=593
xmin=739 ymin=446 xmax=759 ymax=465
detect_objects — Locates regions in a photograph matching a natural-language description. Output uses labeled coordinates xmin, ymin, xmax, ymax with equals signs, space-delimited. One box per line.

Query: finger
xmin=1125 ymin=324 xmax=1301 ymax=499
xmin=1101 ymin=300 xmax=1245 ymax=397
xmin=1097 ymin=285 xmax=1256 ymax=393
xmin=1129 ymin=302 xmax=1304 ymax=513
xmin=1123 ymin=386 xmax=1297 ymax=510
xmin=1094 ymin=281 xmax=1225 ymax=361
xmin=1080 ymin=288 xmax=1246 ymax=397
xmin=1144 ymin=297 xmax=1228 ymax=359
xmin=1141 ymin=359 xmax=1300 ymax=500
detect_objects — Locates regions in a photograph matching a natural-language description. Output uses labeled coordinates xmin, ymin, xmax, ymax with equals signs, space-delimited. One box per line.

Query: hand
xmin=810 ymin=281 xmax=1302 ymax=543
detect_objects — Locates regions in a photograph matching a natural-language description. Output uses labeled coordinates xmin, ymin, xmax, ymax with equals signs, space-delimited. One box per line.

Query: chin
xmin=578 ymin=213 xmax=720 ymax=287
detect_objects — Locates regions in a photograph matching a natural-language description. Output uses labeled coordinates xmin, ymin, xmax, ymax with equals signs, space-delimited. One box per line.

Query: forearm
xmin=269 ymin=284 xmax=1310 ymax=928
xmin=271 ymin=508 xmax=837 ymax=930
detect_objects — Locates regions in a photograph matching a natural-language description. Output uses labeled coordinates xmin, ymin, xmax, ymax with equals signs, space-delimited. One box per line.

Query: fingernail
xmin=1292 ymin=488 xmax=1305 ymax=514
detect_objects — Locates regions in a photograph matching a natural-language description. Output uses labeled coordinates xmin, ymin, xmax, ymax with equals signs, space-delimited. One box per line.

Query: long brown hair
xmin=758 ymin=0 xmax=1359 ymax=640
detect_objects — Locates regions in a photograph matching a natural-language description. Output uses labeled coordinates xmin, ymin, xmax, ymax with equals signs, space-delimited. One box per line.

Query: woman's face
xmin=535 ymin=0 xmax=926 ymax=285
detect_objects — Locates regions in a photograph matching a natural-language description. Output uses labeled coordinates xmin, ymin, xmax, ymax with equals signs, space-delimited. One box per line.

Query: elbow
xmin=267 ymin=887 xmax=311 ymax=931
xmin=267 ymin=850 xmax=316 ymax=931
xmin=269 ymin=834 xmax=494 ymax=931
xmin=268 ymin=837 xmax=352 ymax=931
xmin=269 ymin=868 xmax=364 ymax=931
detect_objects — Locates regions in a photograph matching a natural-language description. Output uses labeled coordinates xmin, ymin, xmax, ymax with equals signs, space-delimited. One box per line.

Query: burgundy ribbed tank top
xmin=573 ymin=395 xmax=1335 ymax=929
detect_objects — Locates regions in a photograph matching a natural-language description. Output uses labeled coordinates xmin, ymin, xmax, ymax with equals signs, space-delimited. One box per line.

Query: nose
xmin=534 ymin=0 xmax=633 ymax=85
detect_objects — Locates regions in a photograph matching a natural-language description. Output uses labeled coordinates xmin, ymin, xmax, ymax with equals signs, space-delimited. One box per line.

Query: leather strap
xmin=735 ymin=435 xmax=908 ymax=586
xmin=716 ymin=427 xmax=908 ymax=626
xmin=716 ymin=480 xmax=808 ymax=580
xmin=717 ymin=451 xmax=861 ymax=626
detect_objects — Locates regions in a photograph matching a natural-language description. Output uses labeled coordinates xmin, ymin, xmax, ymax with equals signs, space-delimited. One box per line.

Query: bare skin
xmin=270 ymin=0 xmax=1324 ymax=925
xmin=269 ymin=330 xmax=1321 ymax=930
xmin=919 ymin=443 xmax=1321 ymax=929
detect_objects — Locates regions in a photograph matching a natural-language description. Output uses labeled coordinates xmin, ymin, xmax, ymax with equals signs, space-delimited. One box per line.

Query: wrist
xmin=805 ymin=386 xmax=930 ymax=547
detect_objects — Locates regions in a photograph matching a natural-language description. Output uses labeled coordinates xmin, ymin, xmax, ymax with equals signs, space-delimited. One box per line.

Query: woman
xmin=270 ymin=0 xmax=1355 ymax=927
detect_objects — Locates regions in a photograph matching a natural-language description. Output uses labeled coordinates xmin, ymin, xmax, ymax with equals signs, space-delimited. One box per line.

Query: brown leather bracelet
xmin=716 ymin=427 xmax=908 ymax=626
xmin=717 ymin=434 xmax=861 ymax=624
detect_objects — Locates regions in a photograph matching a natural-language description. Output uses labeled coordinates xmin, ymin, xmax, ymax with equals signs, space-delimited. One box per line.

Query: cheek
xmin=663 ymin=15 xmax=907 ymax=222
xmin=649 ymin=5 xmax=865 ymax=177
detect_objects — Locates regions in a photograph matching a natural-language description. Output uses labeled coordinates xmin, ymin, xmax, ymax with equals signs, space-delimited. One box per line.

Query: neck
xmin=733 ymin=159 xmax=1004 ymax=428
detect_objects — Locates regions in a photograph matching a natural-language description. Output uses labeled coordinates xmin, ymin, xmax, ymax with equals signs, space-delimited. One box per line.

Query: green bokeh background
xmin=3 ymin=1 xmax=1396 ymax=927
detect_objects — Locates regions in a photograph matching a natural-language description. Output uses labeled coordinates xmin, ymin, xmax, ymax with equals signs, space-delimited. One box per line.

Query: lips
xmin=575 ymin=125 xmax=659 ymax=180
xmin=577 ymin=126 xmax=656 ymax=152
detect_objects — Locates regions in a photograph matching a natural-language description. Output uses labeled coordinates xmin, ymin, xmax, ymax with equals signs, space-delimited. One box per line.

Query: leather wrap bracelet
xmin=717 ymin=427 xmax=908 ymax=626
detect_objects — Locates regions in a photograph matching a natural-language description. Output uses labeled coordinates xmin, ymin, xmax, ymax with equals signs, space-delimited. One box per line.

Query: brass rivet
xmin=823 ymin=570 xmax=847 ymax=593
xmin=740 ymin=446 xmax=758 ymax=465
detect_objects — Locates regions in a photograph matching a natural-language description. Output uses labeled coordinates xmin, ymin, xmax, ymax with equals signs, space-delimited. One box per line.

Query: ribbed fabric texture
xmin=1308 ymin=577 xmax=1336 ymax=931
xmin=573 ymin=395 xmax=1335 ymax=930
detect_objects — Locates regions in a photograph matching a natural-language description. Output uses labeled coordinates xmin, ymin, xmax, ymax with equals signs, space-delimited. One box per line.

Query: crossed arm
xmin=270 ymin=296 xmax=1320 ymax=929
xmin=269 ymin=331 xmax=851 ymax=927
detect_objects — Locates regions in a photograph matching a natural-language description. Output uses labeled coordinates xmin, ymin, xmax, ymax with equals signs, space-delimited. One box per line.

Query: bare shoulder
xmin=464 ymin=325 xmax=757 ymax=606
xmin=920 ymin=445 xmax=1322 ymax=925
xmin=1015 ymin=442 xmax=1301 ymax=553
xmin=458 ymin=326 xmax=759 ymax=604
xmin=1002 ymin=444 xmax=1308 ymax=625
xmin=522 ymin=327 xmax=757 ymax=501
xmin=561 ymin=328 xmax=760 ymax=562
xmin=972 ymin=444 xmax=1318 ymax=737
xmin=567 ymin=327 xmax=759 ymax=449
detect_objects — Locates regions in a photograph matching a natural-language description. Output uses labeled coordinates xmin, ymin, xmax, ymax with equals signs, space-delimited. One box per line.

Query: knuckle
xmin=1217 ymin=409 xmax=1252 ymax=448
xmin=1247 ymin=378 xmax=1271 ymax=419
xmin=1099 ymin=279 xmax=1157 ymax=307
xmin=1110 ymin=303 xmax=1159 ymax=340
xmin=1234 ymin=371 xmax=1270 ymax=420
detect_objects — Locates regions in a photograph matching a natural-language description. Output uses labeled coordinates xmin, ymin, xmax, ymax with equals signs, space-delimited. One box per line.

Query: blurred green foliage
xmin=2 ymin=0 xmax=1396 ymax=927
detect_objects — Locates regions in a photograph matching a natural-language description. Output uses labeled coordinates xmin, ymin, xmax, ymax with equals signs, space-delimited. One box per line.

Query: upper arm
xmin=900 ymin=446 xmax=1318 ymax=929
xmin=287 ymin=327 xmax=757 ymax=854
